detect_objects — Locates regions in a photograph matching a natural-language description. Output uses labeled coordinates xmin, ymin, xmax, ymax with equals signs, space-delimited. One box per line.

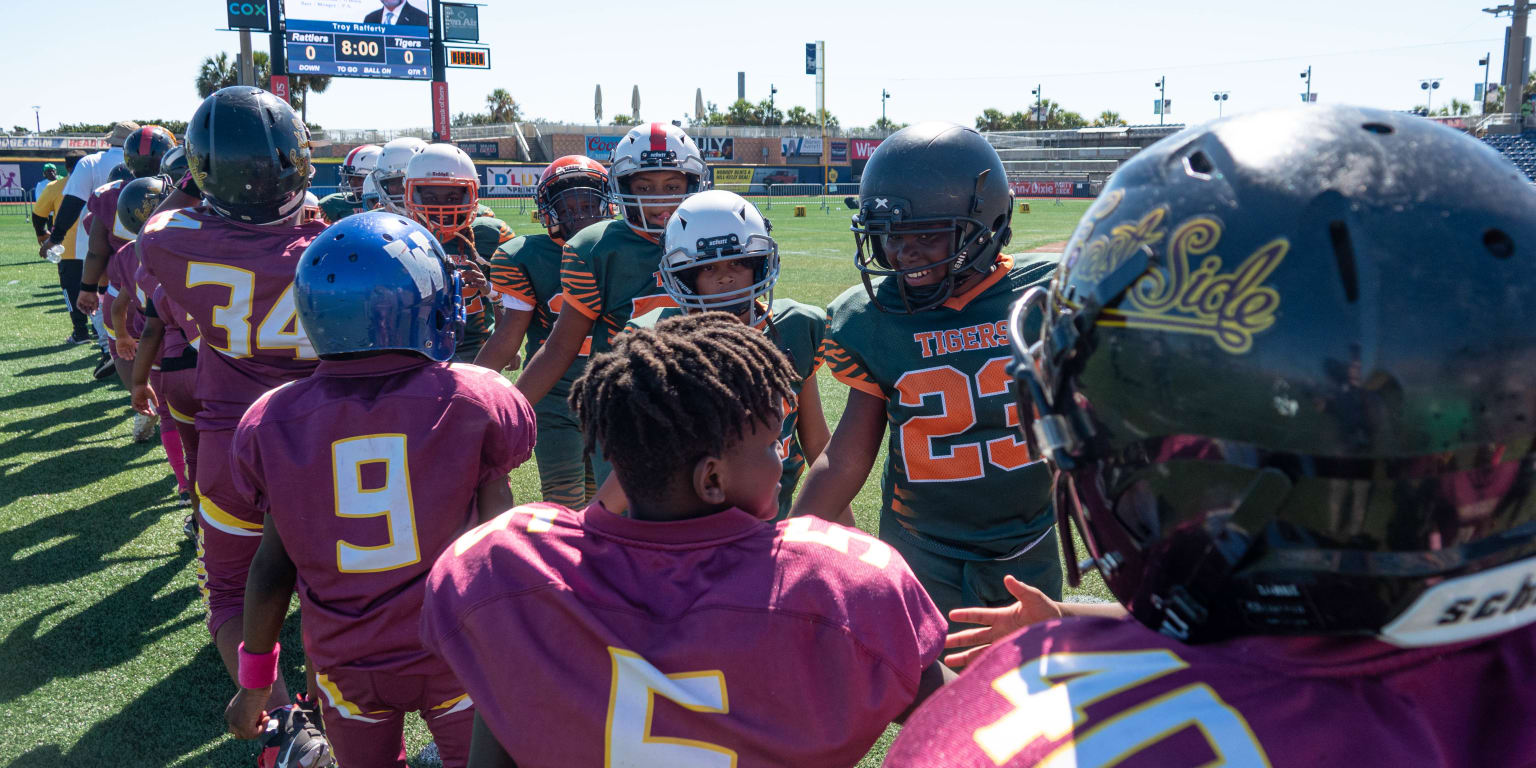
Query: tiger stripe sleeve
xmin=821 ymin=317 xmax=884 ymax=399
xmin=559 ymin=244 xmax=601 ymax=320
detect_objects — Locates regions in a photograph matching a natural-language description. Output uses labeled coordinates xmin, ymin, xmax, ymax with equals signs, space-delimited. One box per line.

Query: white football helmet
xmin=371 ymin=137 xmax=429 ymax=213
xmin=340 ymin=144 xmax=382 ymax=203
xmin=361 ymin=173 xmax=385 ymax=211
xmin=405 ymin=143 xmax=480 ymax=240
xmin=660 ymin=190 xmax=779 ymax=326
xmin=609 ymin=122 xmax=707 ymax=234
xmin=301 ymin=190 xmax=322 ymax=224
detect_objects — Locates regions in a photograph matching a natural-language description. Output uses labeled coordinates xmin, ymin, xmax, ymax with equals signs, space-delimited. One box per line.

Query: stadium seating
xmin=1481 ymin=131 xmax=1536 ymax=179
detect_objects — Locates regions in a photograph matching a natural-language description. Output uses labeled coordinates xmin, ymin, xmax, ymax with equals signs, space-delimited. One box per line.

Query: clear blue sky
xmin=0 ymin=1 xmax=1514 ymax=133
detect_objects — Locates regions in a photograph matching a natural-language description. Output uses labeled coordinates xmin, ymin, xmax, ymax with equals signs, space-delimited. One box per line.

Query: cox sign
xmin=225 ymin=0 xmax=270 ymax=30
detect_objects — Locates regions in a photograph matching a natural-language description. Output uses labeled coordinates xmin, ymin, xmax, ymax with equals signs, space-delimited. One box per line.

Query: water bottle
xmin=45 ymin=244 xmax=64 ymax=264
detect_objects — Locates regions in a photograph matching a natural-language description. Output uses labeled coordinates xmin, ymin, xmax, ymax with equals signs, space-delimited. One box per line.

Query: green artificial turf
xmin=0 ymin=198 xmax=1101 ymax=767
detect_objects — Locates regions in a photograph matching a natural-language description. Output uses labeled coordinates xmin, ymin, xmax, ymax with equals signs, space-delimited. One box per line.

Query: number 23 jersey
xmin=137 ymin=207 xmax=328 ymax=430
xmin=886 ymin=617 xmax=1536 ymax=767
xmin=823 ymin=254 xmax=1056 ymax=551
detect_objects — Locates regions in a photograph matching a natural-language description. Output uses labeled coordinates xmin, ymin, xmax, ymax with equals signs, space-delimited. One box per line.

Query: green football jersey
xmin=442 ymin=215 xmax=515 ymax=357
xmin=824 ymin=254 xmax=1057 ymax=554
xmin=561 ymin=218 xmax=676 ymax=356
xmin=487 ymin=233 xmax=590 ymax=399
xmin=628 ymin=298 xmax=826 ymax=518
xmin=317 ymin=192 xmax=362 ymax=224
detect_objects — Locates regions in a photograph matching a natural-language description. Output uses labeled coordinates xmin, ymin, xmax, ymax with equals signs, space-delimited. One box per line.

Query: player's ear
xmin=691 ymin=455 xmax=727 ymax=505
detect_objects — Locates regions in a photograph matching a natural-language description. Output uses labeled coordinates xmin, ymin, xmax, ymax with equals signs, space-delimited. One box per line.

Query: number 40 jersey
xmin=137 ymin=207 xmax=329 ymax=430
xmin=886 ymin=616 xmax=1536 ymax=767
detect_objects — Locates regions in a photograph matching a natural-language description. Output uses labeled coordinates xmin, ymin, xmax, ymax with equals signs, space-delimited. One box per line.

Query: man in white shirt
xmin=37 ymin=120 xmax=135 ymax=261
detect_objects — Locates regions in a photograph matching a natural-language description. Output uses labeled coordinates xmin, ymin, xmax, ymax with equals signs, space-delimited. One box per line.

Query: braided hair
xmin=569 ymin=311 xmax=799 ymax=505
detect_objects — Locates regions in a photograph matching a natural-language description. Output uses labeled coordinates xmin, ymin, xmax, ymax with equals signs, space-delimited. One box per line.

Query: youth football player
xmin=477 ymin=155 xmax=611 ymax=508
xmin=620 ymin=189 xmax=832 ymax=520
xmin=512 ymin=122 xmax=702 ymax=483
xmin=136 ymin=87 xmax=327 ymax=709
xmin=318 ymin=143 xmax=380 ymax=224
xmin=790 ymin=123 xmax=1062 ymax=623
xmin=886 ymin=105 xmax=1536 ymax=766
xmin=401 ymin=143 xmax=510 ymax=363
xmin=224 ymin=212 xmax=536 ymax=767
xmin=423 ymin=313 xmax=952 ymax=767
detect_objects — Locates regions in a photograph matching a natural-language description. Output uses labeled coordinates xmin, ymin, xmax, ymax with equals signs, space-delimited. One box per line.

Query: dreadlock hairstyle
xmin=569 ymin=311 xmax=799 ymax=506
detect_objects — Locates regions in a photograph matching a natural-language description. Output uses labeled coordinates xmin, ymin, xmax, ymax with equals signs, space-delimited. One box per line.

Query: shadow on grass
xmin=0 ymin=450 xmax=175 ymax=595
xmin=14 ymin=300 xmax=65 ymax=311
xmin=0 ymin=342 xmax=82 ymax=364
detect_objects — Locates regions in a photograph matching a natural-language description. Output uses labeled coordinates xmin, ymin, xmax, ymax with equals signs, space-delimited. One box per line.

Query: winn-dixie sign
xmin=1010 ymin=180 xmax=1090 ymax=197
xmin=850 ymin=138 xmax=882 ymax=160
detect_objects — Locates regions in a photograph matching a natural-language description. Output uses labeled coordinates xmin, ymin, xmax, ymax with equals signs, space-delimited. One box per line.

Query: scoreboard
xmin=286 ymin=20 xmax=431 ymax=80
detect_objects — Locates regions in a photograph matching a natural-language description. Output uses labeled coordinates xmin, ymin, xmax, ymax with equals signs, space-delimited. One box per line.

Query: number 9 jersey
xmin=822 ymin=253 xmax=1057 ymax=554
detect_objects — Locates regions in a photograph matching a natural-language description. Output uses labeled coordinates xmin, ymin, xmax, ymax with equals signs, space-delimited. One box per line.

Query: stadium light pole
xmin=1420 ymin=78 xmax=1443 ymax=114
xmin=1480 ymin=54 xmax=1492 ymax=113
xmin=1031 ymin=85 xmax=1043 ymax=129
xmin=1212 ymin=91 xmax=1230 ymax=117
xmin=881 ymin=88 xmax=890 ymax=128
xmin=31 ymin=106 xmax=40 ymax=134
xmin=1300 ymin=66 xmax=1312 ymax=104
xmin=769 ymin=83 xmax=778 ymax=125
xmin=1154 ymin=77 xmax=1166 ymax=125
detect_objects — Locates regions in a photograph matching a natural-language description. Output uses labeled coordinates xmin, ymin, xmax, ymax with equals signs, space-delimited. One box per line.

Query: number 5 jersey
xmin=421 ymin=504 xmax=947 ymax=767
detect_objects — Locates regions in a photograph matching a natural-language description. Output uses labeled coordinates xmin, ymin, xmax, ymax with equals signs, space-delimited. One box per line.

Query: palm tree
xmin=1094 ymin=110 xmax=1126 ymax=127
xmin=486 ymin=89 xmax=519 ymax=123
xmin=292 ymin=75 xmax=333 ymax=124
xmin=784 ymin=106 xmax=815 ymax=127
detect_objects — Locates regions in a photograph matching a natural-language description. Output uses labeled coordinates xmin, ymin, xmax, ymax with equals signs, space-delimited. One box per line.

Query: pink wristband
xmin=237 ymin=641 xmax=281 ymax=689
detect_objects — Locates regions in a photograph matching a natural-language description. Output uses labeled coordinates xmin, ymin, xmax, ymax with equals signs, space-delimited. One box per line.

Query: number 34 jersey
xmin=823 ymin=254 xmax=1057 ymax=552
xmin=137 ymin=207 xmax=329 ymax=430
xmin=230 ymin=353 xmax=537 ymax=674
xmin=421 ymin=504 xmax=946 ymax=768
xmin=886 ymin=617 xmax=1536 ymax=767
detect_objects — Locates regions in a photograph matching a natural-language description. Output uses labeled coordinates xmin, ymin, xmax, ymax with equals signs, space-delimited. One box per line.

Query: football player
xmin=885 ymin=104 xmax=1536 ymax=766
xmin=224 ymin=212 xmax=536 ymax=768
xmin=136 ymin=86 xmax=327 ymax=710
xmin=318 ymin=143 xmax=380 ymax=223
xmin=618 ymin=189 xmax=833 ymax=520
xmin=513 ymin=122 xmax=700 ymax=484
xmin=401 ymin=143 xmax=511 ymax=363
xmin=371 ymin=136 xmax=427 ymax=214
xmin=476 ymin=155 xmax=610 ymax=508
xmin=118 ymin=177 xmax=202 ymax=520
xmin=790 ymin=123 xmax=1062 ymax=625
xmin=104 ymin=180 xmax=190 ymax=514
xmin=423 ymin=312 xmax=951 ymax=766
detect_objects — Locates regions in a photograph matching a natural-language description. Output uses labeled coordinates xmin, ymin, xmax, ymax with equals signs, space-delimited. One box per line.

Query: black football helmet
xmin=1013 ymin=105 xmax=1536 ymax=646
xmin=852 ymin=122 xmax=1013 ymax=313
xmin=186 ymin=86 xmax=312 ymax=224
xmin=107 ymin=163 xmax=133 ymax=185
xmin=116 ymin=176 xmax=170 ymax=237
xmin=158 ymin=145 xmax=189 ymax=186
xmin=121 ymin=125 xmax=177 ymax=178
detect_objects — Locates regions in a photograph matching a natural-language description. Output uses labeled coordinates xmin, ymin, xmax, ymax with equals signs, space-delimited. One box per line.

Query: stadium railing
xmin=765 ymin=183 xmax=827 ymax=211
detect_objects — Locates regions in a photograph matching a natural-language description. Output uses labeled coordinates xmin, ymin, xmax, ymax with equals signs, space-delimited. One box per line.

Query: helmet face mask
xmin=607 ymin=123 xmax=708 ymax=234
xmin=1010 ymin=105 xmax=1536 ymax=647
xmin=371 ymin=137 xmax=428 ymax=214
xmin=340 ymin=144 xmax=382 ymax=203
xmin=660 ymin=190 xmax=779 ymax=326
xmin=851 ymin=123 xmax=1013 ymax=314
xmin=536 ymin=156 xmax=613 ymax=242
xmin=403 ymin=143 xmax=480 ymax=241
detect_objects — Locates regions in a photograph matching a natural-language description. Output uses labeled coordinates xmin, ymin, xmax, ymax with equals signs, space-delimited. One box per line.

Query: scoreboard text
xmin=286 ymin=19 xmax=431 ymax=80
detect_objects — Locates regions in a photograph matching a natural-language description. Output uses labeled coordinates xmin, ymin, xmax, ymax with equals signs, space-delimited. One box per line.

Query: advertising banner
xmin=457 ymin=140 xmax=500 ymax=158
xmin=697 ymin=136 xmax=734 ymax=161
xmin=432 ymin=81 xmax=451 ymax=141
xmin=0 ymin=165 xmax=23 ymax=199
xmin=781 ymin=136 xmax=823 ymax=157
xmin=0 ymin=136 xmax=109 ymax=151
xmin=850 ymin=138 xmax=882 ymax=160
xmin=1009 ymin=180 xmax=1090 ymax=197
xmin=711 ymin=168 xmax=755 ymax=189
xmin=226 ymin=0 xmax=271 ymax=30
xmin=830 ymin=141 xmax=847 ymax=163
xmin=584 ymin=135 xmax=623 ymax=162
xmin=441 ymin=2 xmax=479 ymax=41
xmin=484 ymin=165 xmax=543 ymax=196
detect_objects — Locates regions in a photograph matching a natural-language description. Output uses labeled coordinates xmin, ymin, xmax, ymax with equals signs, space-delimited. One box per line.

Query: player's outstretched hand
xmin=130 ymin=382 xmax=157 ymax=416
xmin=943 ymin=575 xmax=1062 ymax=669
xmin=459 ymin=264 xmax=491 ymax=297
xmin=225 ymin=687 xmax=270 ymax=740
xmin=76 ymin=291 xmax=99 ymax=316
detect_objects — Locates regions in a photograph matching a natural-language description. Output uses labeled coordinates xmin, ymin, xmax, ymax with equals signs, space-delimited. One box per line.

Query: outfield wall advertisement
xmin=584 ymin=135 xmax=623 ymax=162
xmin=484 ymin=165 xmax=543 ymax=195
xmin=1010 ymin=180 xmax=1091 ymax=197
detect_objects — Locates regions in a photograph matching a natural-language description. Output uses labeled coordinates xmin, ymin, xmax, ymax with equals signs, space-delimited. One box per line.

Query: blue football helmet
xmin=295 ymin=211 xmax=464 ymax=362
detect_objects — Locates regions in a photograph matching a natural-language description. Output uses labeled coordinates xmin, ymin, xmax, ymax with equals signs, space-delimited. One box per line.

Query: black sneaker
xmin=92 ymin=354 xmax=115 ymax=380
xmin=65 ymin=332 xmax=89 ymax=345
xmin=257 ymin=693 xmax=335 ymax=768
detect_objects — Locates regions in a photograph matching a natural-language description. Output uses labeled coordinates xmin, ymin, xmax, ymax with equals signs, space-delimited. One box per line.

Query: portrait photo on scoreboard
xmin=282 ymin=0 xmax=430 ymax=28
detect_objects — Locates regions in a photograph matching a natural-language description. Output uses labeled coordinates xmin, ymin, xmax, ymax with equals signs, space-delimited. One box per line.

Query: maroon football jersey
xmin=886 ymin=616 xmax=1536 ymax=767
xmin=137 ymin=207 xmax=327 ymax=429
xmin=422 ymin=504 xmax=946 ymax=767
xmin=87 ymin=180 xmax=131 ymax=253
xmin=135 ymin=263 xmax=193 ymax=360
xmin=231 ymin=353 xmax=536 ymax=675
xmin=106 ymin=241 xmax=145 ymax=340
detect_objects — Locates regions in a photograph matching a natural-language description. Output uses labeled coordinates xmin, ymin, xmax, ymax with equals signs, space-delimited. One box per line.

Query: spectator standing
xmin=33 ymin=163 xmax=58 ymax=202
xmin=31 ymin=151 xmax=90 ymax=343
